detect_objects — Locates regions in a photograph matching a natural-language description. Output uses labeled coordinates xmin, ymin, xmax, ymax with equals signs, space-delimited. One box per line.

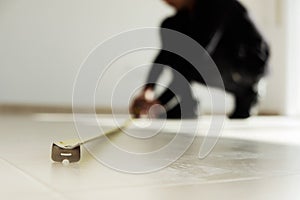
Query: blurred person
xmin=131 ymin=0 xmax=270 ymax=119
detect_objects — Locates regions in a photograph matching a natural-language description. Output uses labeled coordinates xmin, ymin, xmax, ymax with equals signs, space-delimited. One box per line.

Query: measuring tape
xmin=51 ymin=119 xmax=133 ymax=164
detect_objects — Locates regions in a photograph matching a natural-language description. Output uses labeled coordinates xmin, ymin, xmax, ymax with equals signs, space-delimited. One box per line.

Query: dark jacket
xmin=146 ymin=0 xmax=270 ymax=91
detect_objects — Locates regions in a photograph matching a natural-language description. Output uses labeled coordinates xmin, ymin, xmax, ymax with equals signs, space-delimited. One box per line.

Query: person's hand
xmin=130 ymin=88 xmax=161 ymax=118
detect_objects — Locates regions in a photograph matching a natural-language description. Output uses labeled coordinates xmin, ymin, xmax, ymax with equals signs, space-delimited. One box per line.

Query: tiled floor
xmin=1 ymin=114 xmax=300 ymax=200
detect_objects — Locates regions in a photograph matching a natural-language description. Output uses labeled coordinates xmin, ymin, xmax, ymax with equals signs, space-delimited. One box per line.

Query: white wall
xmin=0 ymin=0 xmax=289 ymax=114
xmin=0 ymin=0 xmax=172 ymax=107
xmin=286 ymin=0 xmax=300 ymax=115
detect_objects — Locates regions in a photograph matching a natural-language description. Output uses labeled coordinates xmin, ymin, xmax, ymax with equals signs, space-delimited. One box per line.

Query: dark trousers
xmin=157 ymin=68 xmax=258 ymax=119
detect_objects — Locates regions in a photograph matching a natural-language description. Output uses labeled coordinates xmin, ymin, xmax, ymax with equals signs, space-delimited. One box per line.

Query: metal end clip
xmin=51 ymin=118 xmax=133 ymax=164
xmin=51 ymin=142 xmax=81 ymax=163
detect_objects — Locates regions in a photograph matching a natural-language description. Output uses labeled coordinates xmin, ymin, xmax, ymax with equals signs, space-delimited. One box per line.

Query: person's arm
xmin=144 ymin=52 xmax=165 ymax=91
xmin=144 ymin=17 xmax=178 ymax=91
xmin=130 ymin=17 xmax=179 ymax=117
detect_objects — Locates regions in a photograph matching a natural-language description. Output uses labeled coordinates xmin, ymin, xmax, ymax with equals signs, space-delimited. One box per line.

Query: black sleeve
xmin=145 ymin=18 xmax=177 ymax=90
xmin=144 ymin=51 xmax=167 ymax=90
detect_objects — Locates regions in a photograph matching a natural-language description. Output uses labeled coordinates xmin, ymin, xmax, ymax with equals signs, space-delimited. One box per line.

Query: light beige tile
xmin=1 ymin=114 xmax=300 ymax=200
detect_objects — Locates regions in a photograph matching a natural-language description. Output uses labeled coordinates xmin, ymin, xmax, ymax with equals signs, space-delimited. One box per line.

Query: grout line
xmin=0 ymin=156 xmax=70 ymax=200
